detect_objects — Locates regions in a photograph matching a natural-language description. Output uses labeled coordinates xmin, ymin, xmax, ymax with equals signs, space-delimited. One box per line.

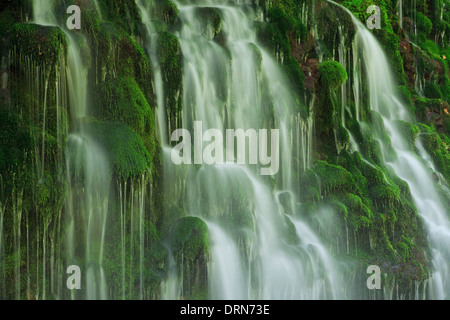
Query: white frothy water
xmin=135 ymin=0 xmax=344 ymax=299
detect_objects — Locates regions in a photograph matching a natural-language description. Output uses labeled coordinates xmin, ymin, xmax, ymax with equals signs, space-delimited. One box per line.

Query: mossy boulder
xmin=169 ymin=217 xmax=209 ymax=264
xmin=318 ymin=60 xmax=348 ymax=91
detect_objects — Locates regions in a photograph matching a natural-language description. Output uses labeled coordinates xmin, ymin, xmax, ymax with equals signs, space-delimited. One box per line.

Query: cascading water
xmin=136 ymin=0 xmax=344 ymax=299
xmin=329 ymin=0 xmax=450 ymax=300
xmin=33 ymin=0 xmax=111 ymax=299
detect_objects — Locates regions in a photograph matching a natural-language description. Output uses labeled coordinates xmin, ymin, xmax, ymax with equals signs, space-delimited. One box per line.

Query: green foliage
xmin=318 ymin=60 xmax=348 ymax=90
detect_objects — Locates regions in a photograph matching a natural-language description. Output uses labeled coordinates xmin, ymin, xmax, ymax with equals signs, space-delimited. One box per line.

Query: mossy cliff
xmin=0 ymin=0 xmax=448 ymax=300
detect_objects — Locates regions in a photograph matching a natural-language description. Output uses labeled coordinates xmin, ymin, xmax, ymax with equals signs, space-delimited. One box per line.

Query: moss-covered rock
xmin=97 ymin=76 xmax=156 ymax=155
xmin=318 ymin=60 xmax=348 ymax=90
xmin=85 ymin=120 xmax=152 ymax=180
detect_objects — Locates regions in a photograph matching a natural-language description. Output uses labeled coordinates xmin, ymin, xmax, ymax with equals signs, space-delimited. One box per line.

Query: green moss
xmin=283 ymin=215 xmax=300 ymax=246
xmin=397 ymin=85 xmax=414 ymax=115
xmin=375 ymin=29 xmax=406 ymax=86
xmin=318 ymin=60 xmax=348 ymax=91
xmin=196 ymin=7 xmax=222 ymax=38
xmin=298 ymin=169 xmax=321 ymax=202
xmin=343 ymin=193 xmax=373 ymax=230
xmin=284 ymin=56 xmax=305 ymax=104
xmin=424 ymin=82 xmax=443 ymax=99
xmin=8 ymin=23 xmax=66 ymax=66
xmin=155 ymin=0 xmax=179 ymax=25
xmin=418 ymin=123 xmax=450 ymax=180
xmin=85 ymin=121 xmax=152 ymax=180
xmin=157 ymin=31 xmax=182 ymax=115
xmin=168 ymin=216 xmax=209 ymax=300
xmin=415 ymin=12 xmax=433 ymax=35
xmin=97 ymin=76 xmax=155 ymax=155
xmin=0 ymin=108 xmax=34 ymax=172
xmin=414 ymin=98 xmax=442 ymax=123
xmin=264 ymin=5 xmax=306 ymax=59
xmin=312 ymin=161 xmax=357 ymax=195
xmin=169 ymin=217 xmax=209 ymax=264
xmin=394 ymin=120 xmax=420 ymax=150
xmin=0 ymin=5 xmax=16 ymax=40
xmin=97 ymin=0 xmax=142 ymax=35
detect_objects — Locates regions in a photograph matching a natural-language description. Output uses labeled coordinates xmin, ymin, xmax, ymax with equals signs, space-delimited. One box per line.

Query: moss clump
xmin=312 ymin=161 xmax=357 ymax=195
xmin=318 ymin=61 xmax=348 ymax=90
xmin=86 ymin=121 xmax=152 ymax=180
xmin=169 ymin=216 xmax=209 ymax=267
xmin=343 ymin=193 xmax=373 ymax=231
xmin=98 ymin=76 xmax=155 ymax=155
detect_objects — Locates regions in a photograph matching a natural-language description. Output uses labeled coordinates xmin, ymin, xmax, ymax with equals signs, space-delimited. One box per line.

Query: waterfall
xmin=135 ymin=0 xmax=344 ymax=299
xmin=33 ymin=0 xmax=111 ymax=299
xmin=329 ymin=0 xmax=450 ymax=300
